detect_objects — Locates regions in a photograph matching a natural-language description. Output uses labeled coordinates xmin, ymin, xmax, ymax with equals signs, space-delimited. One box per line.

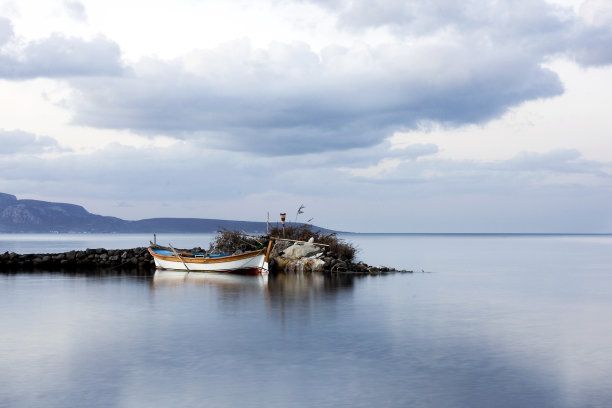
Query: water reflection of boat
xmin=152 ymin=270 xmax=269 ymax=288
xmin=148 ymin=242 xmax=271 ymax=275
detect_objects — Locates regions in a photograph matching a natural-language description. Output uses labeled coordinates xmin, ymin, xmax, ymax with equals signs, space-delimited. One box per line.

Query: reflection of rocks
xmin=267 ymin=272 xmax=352 ymax=304
xmin=266 ymin=273 xmax=359 ymax=321
xmin=274 ymin=256 xmax=326 ymax=274
xmin=0 ymin=248 xmax=155 ymax=272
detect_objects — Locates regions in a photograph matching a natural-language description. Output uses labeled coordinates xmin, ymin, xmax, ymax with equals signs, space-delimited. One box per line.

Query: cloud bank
xmin=67 ymin=38 xmax=562 ymax=155
xmin=0 ymin=138 xmax=610 ymax=231
xmin=1 ymin=0 xmax=612 ymax=231
xmin=2 ymin=0 xmax=612 ymax=156
xmin=0 ymin=129 xmax=66 ymax=155
xmin=0 ymin=17 xmax=123 ymax=78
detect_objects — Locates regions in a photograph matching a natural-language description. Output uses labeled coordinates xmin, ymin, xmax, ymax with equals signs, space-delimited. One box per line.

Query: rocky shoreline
xmin=0 ymin=248 xmax=154 ymax=272
xmin=0 ymin=247 xmax=412 ymax=275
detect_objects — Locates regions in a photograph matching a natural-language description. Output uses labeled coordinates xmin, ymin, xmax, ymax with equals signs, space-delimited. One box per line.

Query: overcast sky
xmin=0 ymin=0 xmax=611 ymax=232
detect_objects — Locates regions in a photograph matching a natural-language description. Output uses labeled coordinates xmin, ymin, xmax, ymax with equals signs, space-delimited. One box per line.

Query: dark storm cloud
xmin=0 ymin=129 xmax=67 ymax=155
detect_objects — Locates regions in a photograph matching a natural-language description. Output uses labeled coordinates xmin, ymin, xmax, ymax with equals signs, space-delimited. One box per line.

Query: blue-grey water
xmin=1 ymin=234 xmax=612 ymax=408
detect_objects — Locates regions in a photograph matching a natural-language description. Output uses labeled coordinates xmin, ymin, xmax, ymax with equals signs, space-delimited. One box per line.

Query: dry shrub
xmin=209 ymin=225 xmax=357 ymax=262
xmin=269 ymin=224 xmax=357 ymax=262
xmin=209 ymin=229 xmax=269 ymax=254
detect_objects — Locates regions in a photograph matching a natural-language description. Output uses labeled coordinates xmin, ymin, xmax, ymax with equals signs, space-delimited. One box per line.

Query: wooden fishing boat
xmin=148 ymin=242 xmax=272 ymax=275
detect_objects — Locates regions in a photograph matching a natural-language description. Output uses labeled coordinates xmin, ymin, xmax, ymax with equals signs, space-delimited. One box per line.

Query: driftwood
xmin=269 ymin=237 xmax=330 ymax=247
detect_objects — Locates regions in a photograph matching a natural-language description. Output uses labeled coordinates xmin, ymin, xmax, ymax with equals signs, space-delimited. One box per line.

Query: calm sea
xmin=1 ymin=233 xmax=612 ymax=408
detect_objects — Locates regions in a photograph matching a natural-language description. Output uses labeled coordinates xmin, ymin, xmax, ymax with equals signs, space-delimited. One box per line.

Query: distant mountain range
xmin=0 ymin=193 xmax=310 ymax=233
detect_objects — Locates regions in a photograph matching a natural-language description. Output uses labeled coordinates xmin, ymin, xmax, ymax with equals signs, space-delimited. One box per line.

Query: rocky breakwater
xmin=0 ymin=248 xmax=155 ymax=272
xmin=271 ymin=241 xmax=412 ymax=275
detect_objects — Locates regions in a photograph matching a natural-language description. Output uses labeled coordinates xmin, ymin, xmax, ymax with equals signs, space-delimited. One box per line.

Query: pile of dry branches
xmin=269 ymin=224 xmax=357 ymax=262
xmin=209 ymin=229 xmax=269 ymax=254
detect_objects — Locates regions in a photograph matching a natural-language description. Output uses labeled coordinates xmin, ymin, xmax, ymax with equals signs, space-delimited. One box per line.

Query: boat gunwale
xmin=148 ymin=245 xmax=267 ymax=265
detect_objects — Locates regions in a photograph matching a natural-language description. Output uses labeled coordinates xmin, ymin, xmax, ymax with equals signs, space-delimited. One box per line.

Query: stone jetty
xmin=0 ymin=248 xmax=155 ymax=272
xmin=0 ymin=246 xmax=411 ymax=275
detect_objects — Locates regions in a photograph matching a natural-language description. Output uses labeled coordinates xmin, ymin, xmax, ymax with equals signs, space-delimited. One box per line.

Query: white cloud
xmin=0 ymin=0 xmax=611 ymax=231
xmin=63 ymin=37 xmax=563 ymax=155
xmin=64 ymin=1 xmax=87 ymax=22
xmin=391 ymin=60 xmax=612 ymax=163
xmin=0 ymin=129 xmax=67 ymax=155
xmin=0 ymin=137 xmax=610 ymax=231
xmin=0 ymin=32 xmax=124 ymax=78
xmin=579 ymin=0 xmax=612 ymax=26
xmin=0 ymin=16 xmax=12 ymax=46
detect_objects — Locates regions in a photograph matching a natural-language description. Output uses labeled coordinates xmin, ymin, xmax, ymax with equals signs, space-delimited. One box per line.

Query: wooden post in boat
xmin=265 ymin=238 xmax=274 ymax=263
xmin=169 ymin=244 xmax=190 ymax=272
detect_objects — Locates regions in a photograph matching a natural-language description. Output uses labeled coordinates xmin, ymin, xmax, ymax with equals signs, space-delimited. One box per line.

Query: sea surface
xmin=1 ymin=233 xmax=612 ymax=408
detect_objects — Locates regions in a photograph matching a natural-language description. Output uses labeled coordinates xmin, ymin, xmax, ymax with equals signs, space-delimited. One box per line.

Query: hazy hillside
xmin=0 ymin=193 xmax=285 ymax=233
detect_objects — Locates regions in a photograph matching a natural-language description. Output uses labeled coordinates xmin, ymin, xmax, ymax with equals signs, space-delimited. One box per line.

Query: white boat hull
xmin=153 ymin=255 xmax=268 ymax=274
xmin=149 ymin=245 xmax=269 ymax=275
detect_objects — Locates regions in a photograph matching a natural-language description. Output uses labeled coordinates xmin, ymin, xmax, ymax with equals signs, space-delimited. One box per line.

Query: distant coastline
xmin=1 ymin=193 xmax=609 ymax=235
xmin=0 ymin=192 xmax=330 ymax=234
xmin=342 ymin=232 xmax=612 ymax=236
